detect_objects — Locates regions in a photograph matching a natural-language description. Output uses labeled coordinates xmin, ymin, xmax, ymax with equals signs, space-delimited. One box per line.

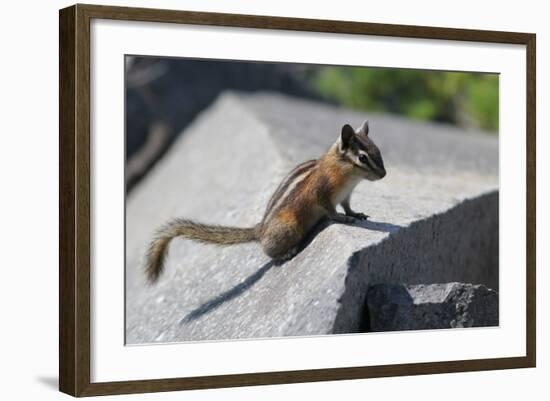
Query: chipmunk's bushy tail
xmin=145 ymin=218 xmax=259 ymax=283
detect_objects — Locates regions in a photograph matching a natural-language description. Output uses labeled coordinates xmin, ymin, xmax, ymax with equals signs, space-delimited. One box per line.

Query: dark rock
xmin=365 ymin=283 xmax=499 ymax=331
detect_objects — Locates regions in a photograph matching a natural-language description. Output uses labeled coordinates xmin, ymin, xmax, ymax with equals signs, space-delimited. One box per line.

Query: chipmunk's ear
xmin=340 ymin=124 xmax=354 ymax=151
xmin=357 ymin=120 xmax=369 ymax=136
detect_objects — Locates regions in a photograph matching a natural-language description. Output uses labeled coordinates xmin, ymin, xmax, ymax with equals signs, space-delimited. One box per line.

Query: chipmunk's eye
xmin=359 ymin=154 xmax=369 ymax=164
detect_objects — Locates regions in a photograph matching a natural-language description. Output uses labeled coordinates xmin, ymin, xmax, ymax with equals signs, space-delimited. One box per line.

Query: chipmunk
xmin=145 ymin=120 xmax=386 ymax=283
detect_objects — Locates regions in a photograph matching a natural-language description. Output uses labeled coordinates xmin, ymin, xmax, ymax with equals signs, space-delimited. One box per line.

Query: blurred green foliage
xmin=312 ymin=67 xmax=499 ymax=132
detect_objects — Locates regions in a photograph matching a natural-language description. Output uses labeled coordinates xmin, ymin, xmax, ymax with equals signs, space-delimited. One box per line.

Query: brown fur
xmin=259 ymin=146 xmax=359 ymax=259
xmin=145 ymin=218 xmax=259 ymax=283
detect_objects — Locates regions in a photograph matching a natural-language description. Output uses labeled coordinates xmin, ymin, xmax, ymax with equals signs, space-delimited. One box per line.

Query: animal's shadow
xmin=180 ymin=216 xmax=402 ymax=324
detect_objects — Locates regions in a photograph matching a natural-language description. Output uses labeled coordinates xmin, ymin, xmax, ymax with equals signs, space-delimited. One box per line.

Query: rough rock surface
xmin=365 ymin=283 xmax=499 ymax=331
xmin=125 ymin=92 xmax=499 ymax=344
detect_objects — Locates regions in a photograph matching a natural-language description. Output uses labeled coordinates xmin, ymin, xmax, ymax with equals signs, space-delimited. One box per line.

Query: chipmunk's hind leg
xmin=260 ymin=222 xmax=302 ymax=261
xmin=278 ymin=246 xmax=300 ymax=262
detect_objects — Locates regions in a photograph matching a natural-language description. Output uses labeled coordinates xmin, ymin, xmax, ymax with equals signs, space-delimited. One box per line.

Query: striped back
xmin=262 ymin=159 xmax=317 ymax=223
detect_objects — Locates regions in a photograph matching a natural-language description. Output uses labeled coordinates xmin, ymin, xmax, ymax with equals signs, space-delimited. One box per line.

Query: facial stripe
xmin=359 ymin=151 xmax=376 ymax=171
xmin=370 ymin=150 xmax=384 ymax=170
xmin=355 ymin=133 xmax=384 ymax=171
xmin=354 ymin=135 xmax=370 ymax=150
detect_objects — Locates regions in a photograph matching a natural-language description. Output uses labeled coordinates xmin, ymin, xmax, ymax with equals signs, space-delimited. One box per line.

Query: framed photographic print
xmin=59 ymin=3 xmax=536 ymax=397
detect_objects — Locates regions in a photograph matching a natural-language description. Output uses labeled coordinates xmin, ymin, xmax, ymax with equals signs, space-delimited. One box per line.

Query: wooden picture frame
xmin=59 ymin=3 xmax=536 ymax=397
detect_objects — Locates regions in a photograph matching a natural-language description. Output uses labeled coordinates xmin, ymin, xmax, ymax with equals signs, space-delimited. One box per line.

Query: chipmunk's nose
xmin=378 ymin=169 xmax=386 ymax=179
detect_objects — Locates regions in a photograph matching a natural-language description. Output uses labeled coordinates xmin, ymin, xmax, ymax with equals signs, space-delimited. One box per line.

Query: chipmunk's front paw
xmin=331 ymin=213 xmax=357 ymax=224
xmin=347 ymin=211 xmax=369 ymax=220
